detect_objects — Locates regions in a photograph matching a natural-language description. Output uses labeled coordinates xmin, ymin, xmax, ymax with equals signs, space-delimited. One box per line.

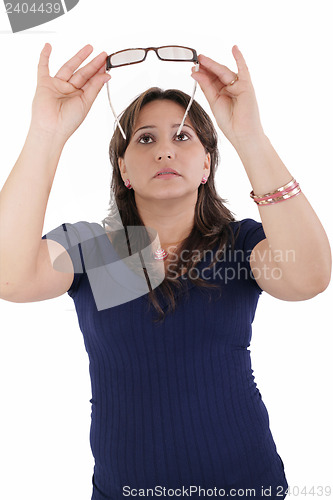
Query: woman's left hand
xmin=191 ymin=46 xmax=265 ymax=148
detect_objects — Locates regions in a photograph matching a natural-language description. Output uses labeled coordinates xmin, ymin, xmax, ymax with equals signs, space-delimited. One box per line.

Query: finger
xmin=192 ymin=65 xmax=231 ymax=95
xmin=54 ymin=45 xmax=94 ymax=81
xmin=191 ymin=68 xmax=223 ymax=107
xmin=68 ymin=52 xmax=108 ymax=89
xmin=196 ymin=54 xmax=237 ymax=87
xmin=37 ymin=43 xmax=52 ymax=81
xmin=231 ymin=45 xmax=250 ymax=79
xmin=97 ymin=62 xmax=107 ymax=74
xmin=81 ymin=72 xmax=111 ymax=108
xmin=191 ymin=62 xmax=238 ymax=103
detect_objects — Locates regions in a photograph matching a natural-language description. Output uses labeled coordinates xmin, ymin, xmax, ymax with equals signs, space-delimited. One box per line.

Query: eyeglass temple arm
xmin=106 ymin=61 xmax=200 ymax=141
xmin=177 ymin=62 xmax=200 ymax=136
xmin=106 ymin=77 xmax=127 ymax=140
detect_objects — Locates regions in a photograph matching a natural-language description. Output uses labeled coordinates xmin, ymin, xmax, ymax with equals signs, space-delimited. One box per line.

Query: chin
xmin=153 ymin=187 xmax=195 ymax=201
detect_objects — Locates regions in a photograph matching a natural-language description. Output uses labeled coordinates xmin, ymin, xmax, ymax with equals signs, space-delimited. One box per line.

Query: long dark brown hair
xmin=101 ymin=87 xmax=238 ymax=322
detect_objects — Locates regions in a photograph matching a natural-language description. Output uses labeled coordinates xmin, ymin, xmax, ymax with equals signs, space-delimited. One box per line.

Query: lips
xmin=154 ymin=168 xmax=180 ymax=178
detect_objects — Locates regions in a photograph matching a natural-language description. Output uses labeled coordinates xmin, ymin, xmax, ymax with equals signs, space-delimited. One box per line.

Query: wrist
xmin=26 ymin=124 xmax=67 ymax=165
xmin=232 ymin=131 xmax=269 ymax=156
xmin=27 ymin=122 xmax=67 ymax=152
xmin=233 ymin=133 xmax=294 ymax=196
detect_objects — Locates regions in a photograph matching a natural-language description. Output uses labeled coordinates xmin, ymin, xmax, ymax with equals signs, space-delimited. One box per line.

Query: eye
xmin=137 ymin=132 xmax=191 ymax=144
xmin=175 ymin=132 xmax=190 ymax=141
xmin=138 ymin=134 xmax=154 ymax=144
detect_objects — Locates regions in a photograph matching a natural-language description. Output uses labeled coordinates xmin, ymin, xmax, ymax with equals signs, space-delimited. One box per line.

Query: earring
xmin=124 ymin=179 xmax=132 ymax=189
xmin=201 ymin=176 xmax=208 ymax=184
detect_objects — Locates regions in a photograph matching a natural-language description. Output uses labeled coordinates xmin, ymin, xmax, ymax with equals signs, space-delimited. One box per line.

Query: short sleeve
xmin=231 ymin=218 xmax=267 ymax=293
xmin=41 ymin=222 xmax=85 ymax=298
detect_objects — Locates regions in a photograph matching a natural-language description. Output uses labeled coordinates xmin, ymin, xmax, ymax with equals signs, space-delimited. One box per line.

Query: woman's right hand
xmin=30 ymin=43 xmax=111 ymax=141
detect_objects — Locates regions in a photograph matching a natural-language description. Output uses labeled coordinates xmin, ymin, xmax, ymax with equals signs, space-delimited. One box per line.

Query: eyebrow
xmin=133 ymin=124 xmax=195 ymax=136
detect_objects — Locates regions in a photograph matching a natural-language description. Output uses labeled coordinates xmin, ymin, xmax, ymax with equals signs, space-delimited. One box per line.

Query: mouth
xmin=154 ymin=173 xmax=181 ymax=179
xmin=154 ymin=170 xmax=181 ymax=178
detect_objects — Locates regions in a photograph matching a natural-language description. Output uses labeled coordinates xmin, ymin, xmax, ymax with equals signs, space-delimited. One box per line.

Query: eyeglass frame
xmin=105 ymin=45 xmax=200 ymax=140
xmin=106 ymin=45 xmax=199 ymax=70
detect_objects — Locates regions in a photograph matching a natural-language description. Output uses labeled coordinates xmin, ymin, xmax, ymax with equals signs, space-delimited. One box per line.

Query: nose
xmin=155 ymin=152 xmax=173 ymax=161
xmin=155 ymin=143 xmax=175 ymax=162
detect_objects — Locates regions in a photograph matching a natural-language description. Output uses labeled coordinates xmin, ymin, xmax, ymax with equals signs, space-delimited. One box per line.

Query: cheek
xmin=184 ymin=151 xmax=207 ymax=172
xmin=124 ymin=151 xmax=143 ymax=172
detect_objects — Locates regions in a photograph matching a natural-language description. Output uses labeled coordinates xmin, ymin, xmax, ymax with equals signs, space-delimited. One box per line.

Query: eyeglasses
xmin=105 ymin=45 xmax=200 ymax=140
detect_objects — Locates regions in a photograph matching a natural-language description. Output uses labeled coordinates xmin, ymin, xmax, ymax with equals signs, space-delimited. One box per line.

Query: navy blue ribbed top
xmin=42 ymin=218 xmax=288 ymax=499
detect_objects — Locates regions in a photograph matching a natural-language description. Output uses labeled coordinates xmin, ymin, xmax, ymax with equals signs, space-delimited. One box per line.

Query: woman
xmin=0 ymin=44 xmax=331 ymax=499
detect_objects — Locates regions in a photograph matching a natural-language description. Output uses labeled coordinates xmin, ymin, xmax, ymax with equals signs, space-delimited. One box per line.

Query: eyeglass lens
xmin=110 ymin=46 xmax=194 ymax=67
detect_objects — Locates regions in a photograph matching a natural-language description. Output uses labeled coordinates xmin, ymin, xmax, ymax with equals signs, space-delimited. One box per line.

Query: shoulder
xmin=228 ymin=218 xmax=266 ymax=250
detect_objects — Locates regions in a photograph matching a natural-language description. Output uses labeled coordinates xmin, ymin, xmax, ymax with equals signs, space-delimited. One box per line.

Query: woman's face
xmin=118 ymin=99 xmax=211 ymax=203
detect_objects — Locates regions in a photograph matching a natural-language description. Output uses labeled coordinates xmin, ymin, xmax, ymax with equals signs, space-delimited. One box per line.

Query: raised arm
xmin=0 ymin=44 xmax=110 ymax=300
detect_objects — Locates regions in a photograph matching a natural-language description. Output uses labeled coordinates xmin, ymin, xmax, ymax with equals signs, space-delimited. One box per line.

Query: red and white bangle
xmin=250 ymin=178 xmax=302 ymax=205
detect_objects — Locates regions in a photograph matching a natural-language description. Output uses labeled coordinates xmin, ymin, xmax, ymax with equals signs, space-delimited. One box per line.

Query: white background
xmin=0 ymin=0 xmax=332 ymax=498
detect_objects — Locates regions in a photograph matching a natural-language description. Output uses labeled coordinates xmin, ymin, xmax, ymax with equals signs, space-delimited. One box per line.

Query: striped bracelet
xmin=250 ymin=178 xmax=302 ymax=205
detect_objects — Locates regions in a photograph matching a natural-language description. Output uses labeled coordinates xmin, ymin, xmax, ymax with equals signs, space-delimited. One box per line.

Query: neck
xmin=134 ymin=193 xmax=196 ymax=246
